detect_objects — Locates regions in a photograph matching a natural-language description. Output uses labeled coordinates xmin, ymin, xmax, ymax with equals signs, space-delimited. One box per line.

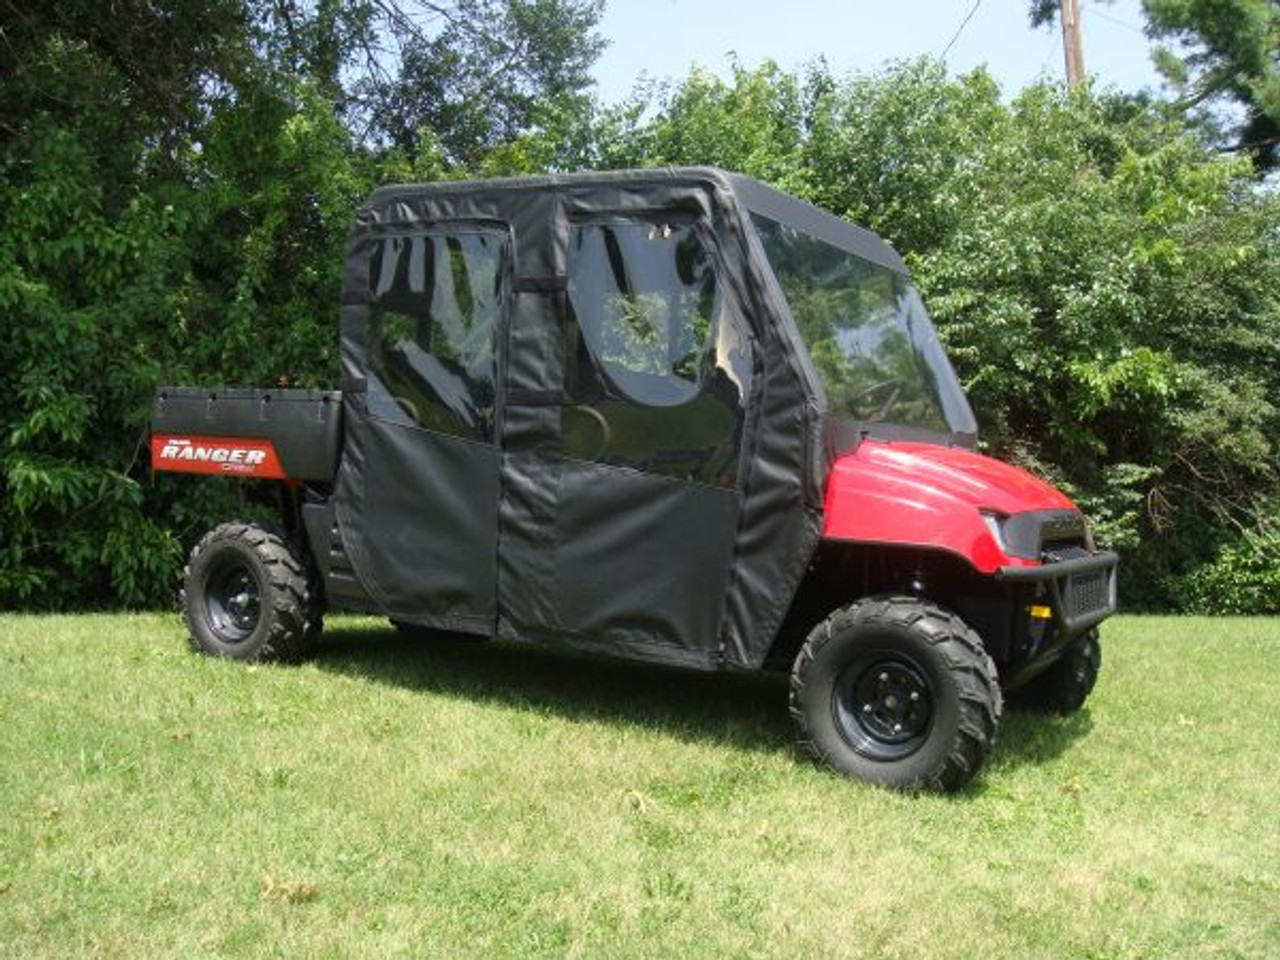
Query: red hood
xmin=822 ymin=439 xmax=1078 ymax=573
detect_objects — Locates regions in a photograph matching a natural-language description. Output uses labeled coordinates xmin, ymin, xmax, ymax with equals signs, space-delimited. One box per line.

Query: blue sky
xmin=591 ymin=0 xmax=1164 ymax=103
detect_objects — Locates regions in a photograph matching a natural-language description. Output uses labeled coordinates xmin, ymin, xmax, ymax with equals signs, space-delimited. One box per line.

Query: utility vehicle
xmin=151 ymin=168 xmax=1117 ymax=791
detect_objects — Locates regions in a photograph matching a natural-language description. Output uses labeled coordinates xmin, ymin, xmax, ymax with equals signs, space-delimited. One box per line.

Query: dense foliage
xmin=1 ymin=4 xmax=1276 ymax=613
xmin=1144 ymin=0 xmax=1280 ymax=170
xmin=1030 ymin=0 xmax=1280 ymax=171
xmin=0 ymin=0 xmax=604 ymax=608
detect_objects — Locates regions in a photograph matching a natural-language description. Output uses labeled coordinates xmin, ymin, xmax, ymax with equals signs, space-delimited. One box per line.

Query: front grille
xmin=998 ymin=545 xmax=1118 ymax=630
xmin=1063 ymin=570 xmax=1110 ymax=620
xmin=1042 ymin=543 xmax=1091 ymax=563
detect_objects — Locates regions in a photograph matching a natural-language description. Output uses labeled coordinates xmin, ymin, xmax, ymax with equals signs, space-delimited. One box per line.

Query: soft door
xmin=497 ymin=208 xmax=754 ymax=665
xmin=334 ymin=227 xmax=507 ymax=633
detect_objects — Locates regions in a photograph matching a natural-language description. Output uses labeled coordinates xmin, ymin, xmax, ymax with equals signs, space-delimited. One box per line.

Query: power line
xmin=940 ymin=0 xmax=984 ymax=60
xmin=1085 ymin=2 xmax=1146 ymax=35
xmin=1039 ymin=28 xmax=1061 ymax=78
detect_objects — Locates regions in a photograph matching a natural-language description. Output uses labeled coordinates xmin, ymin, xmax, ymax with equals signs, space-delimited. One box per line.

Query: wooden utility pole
xmin=1060 ymin=0 xmax=1086 ymax=89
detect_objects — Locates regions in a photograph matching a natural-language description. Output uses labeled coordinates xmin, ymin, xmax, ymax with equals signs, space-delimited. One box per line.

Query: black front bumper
xmin=996 ymin=550 xmax=1119 ymax=635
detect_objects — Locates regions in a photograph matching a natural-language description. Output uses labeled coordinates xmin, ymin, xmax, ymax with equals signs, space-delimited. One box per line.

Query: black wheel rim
xmin=204 ymin=557 xmax=262 ymax=643
xmin=833 ymin=653 xmax=935 ymax=761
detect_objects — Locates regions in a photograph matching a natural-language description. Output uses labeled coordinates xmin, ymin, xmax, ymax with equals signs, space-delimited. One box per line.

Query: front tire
xmin=1018 ymin=629 xmax=1101 ymax=714
xmin=182 ymin=522 xmax=322 ymax=663
xmin=790 ymin=596 xmax=1002 ymax=792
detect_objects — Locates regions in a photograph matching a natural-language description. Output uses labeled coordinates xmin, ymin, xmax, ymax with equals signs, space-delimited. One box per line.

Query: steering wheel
xmin=565 ymin=404 xmax=613 ymax=460
xmin=850 ymin=380 xmax=902 ymax=423
xmin=392 ymin=394 xmax=422 ymax=424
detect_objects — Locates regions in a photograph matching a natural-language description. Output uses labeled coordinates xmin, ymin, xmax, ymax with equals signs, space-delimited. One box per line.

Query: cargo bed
xmin=151 ymin=387 xmax=342 ymax=482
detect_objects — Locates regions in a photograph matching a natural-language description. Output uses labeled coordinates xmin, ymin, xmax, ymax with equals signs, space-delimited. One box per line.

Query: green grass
xmin=1 ymin=614 xmax=1278 ymax=958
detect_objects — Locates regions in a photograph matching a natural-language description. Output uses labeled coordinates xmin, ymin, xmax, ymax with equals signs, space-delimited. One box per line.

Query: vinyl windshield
xmin=750 ymin=213 xmax=977 ymax=439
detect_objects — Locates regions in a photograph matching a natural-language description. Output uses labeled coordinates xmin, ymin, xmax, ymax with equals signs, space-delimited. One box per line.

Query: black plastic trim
xmin=828 ymin=419 xmax=978 ymax=455
xmin=999 ymin=507 xmax=1086 ymax=561
xmin=727 ymin=173 xmax=908 ymax=275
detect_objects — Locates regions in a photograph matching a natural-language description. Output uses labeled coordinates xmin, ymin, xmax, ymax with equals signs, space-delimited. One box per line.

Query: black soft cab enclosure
xmin=327 ymin=168 xmax=828 ymax=668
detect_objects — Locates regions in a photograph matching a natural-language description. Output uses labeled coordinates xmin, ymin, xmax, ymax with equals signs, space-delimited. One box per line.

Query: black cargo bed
xmin=152 ymin=386 xmax=342 ymax=481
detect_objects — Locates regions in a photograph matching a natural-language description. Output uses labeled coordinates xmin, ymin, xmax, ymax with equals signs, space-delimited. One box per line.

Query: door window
xmin=367 ymin=230 xmax=506 ymax=441
xmin=567 ymin=219 xmax=718 ymax=408
xmin=563 ymin=217 xmax=753 ymax=487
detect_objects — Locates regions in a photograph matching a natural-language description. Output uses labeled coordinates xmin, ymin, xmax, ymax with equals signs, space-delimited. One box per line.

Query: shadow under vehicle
xmin=151 ymin=168 xmax=1117 ymax=792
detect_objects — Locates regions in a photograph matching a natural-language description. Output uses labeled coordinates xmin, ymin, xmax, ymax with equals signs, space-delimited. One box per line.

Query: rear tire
xmin=182 ymin=521 xmax=322 ymax=663
xmin=790 ymin=595 xmax=1002 ymax=792
xmin=1019 ymin=629 xmax=1101 ymax=714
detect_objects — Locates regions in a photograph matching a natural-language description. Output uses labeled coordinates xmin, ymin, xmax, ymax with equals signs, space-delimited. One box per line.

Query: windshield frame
xmin=730 ymin=175 xmax=978 ymax=450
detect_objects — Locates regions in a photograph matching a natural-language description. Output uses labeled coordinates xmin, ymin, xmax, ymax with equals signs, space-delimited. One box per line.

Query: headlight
xmin=980 ymin=510 xmax=1009 ymax=554
xmin=981 ymin=508 xmax=1090 ymax=560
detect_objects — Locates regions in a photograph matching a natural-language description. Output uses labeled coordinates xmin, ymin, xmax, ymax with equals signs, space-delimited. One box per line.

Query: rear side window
xmin=567 ymin=219 xmax=718 ymax=407
xmin=367 ymin=230 xmax=506 ymax=441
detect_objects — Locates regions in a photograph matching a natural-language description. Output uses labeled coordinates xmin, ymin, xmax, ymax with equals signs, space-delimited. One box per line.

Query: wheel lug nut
xmin=910 ymin=691 xmax=920 ymax=702
xmin=862 ymin=703 xmax=873 ymax=714
xmin=878 ymin=672 xmax=889 ymax=683
xmin=892 ymin=723 xmax=902 ymax=733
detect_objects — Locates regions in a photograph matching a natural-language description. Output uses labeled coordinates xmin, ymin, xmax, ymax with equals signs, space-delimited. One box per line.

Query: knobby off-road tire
xmin=181 ymin=521 xmax=323 ymax=663
xmin=1019 ymin=629 xmax=1101 ymax=714
xmin=790 ymin=595 xmax=1003 ymax=793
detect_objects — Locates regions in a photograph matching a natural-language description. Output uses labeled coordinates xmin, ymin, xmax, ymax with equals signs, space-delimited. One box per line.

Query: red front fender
xmin=821 ymin=439 xmax=1078 ymax=575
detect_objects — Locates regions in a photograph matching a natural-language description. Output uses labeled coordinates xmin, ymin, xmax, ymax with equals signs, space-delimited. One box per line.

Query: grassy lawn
xmin=1 ymin=614 xmax=1277 ymax=958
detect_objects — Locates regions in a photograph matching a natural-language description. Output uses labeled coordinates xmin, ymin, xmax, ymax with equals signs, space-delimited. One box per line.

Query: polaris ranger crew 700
xmin=151 ymin=168 xmax=1118 ymax=792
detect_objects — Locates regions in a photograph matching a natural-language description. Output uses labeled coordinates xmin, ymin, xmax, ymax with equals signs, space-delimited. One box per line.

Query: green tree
xmin=1028 ymin=0 xmax=1280 ymax=170
xmin=337 ymin=0 xmax=605 ymax=166
xmin=1144 ymin=0 xmax=1280 ymax=170
xmin=0 ymin=1 xmax=256 ymax=144
xmin=0 ymin=0 xmax=606 ymax=608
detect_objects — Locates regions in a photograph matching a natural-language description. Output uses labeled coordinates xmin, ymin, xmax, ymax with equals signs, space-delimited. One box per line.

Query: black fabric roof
xmin=369 ymin=167 xmax=909 ymax=276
